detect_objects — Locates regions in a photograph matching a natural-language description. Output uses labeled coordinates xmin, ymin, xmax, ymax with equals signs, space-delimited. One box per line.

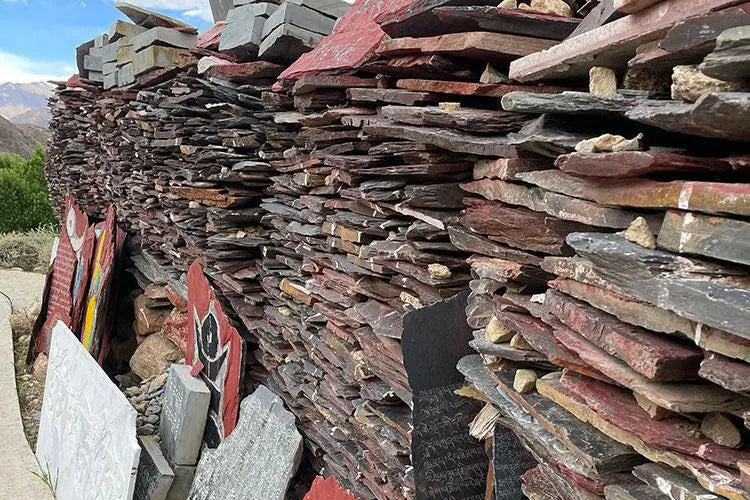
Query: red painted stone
xmin=186 ymin=261 xmax=244 ymax=442
xmin=197 ymin=22 xmax=224 ymax=50
xmin=304 ymin=475 xmax=356 ymax=500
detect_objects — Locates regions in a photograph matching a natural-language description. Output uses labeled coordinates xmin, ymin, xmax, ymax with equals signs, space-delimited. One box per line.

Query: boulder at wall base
xmin=130 ymin=333 xmax=182 ymax=380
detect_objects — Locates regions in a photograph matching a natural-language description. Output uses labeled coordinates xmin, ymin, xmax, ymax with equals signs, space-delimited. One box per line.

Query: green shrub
xmin=0 ymin=147 xmax=56 ymax=233
xmin=0 ymin=226 xmax=56 ymax=271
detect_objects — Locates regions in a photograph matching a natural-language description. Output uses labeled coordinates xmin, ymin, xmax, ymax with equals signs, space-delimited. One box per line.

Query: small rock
xmin=702 ymin=412 xmax=742 ymax=448
xmin=427 ymin=263 xmax=452 ymax=279
xmin=148 ymin=372 xmax=168 ymax=393
xmin=480 ymin=63 xmax=511 ymax=84
xmin=147 ymin=404 xmax=162 ymax=414
xmin=589 ymin=67 xmax=618 ymax=97
xmin=519 ymin=0 xmax=572 ymax=17
xmin=624 ymin=216 xmax=656 ymax=250
xmin=575 ymin=133 xmax=644 ymax=154
xmin=278 ymin=306 xmax=292 ymax=317
xmin=152 ymin=435 xmax=162 ymax=444
xmin=634 ymin=392 xmax=675 ymax=420
xmin=400 ymin=292 xmax=424 ymax=309
xmin=497 ymin=0 xmax=517 ymax=8
xmin=510 ymin=333 xmax=533 ymax=350
xmin=485 ymin=317 xmax=513 ymax=343
xmin=129 ymin=333 xmax=182 ymax=380
xmin=135 ymin=401 xmax=148 ymax=413
xmin=136 ymin=416 xmax=145 ymax=426
xmin=138 ymin=423 xmax=157 ymax=435
xmin=124 ymin=386 xmax=141 ymax=397
xmin=32 ymin=353 xmax=49 ymax=384
xmin=439 ymin=102 xmax=460 ymax=111
xmin=145 ymin=414 xmax=160 ymax=425
xmin=671 ymin=65 xmax=745 ymax=102
xmin=623 ymin=67 xmax=671 ymax=94
xmin=513 ymin=369 xmax=537 ymax=394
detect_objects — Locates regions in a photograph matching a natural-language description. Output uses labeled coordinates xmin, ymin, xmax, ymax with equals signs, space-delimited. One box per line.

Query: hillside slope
xmin=0 ymin=114 xmax=48 ymax=156
xmin=0 ymin=82 xmax=53 ymax=128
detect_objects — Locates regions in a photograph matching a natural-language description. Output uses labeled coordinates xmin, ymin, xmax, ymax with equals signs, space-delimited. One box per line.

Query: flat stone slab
xmin=159 ymin=364 xmax=210 ymax=466
xmin=433 ymin=6 xmax=580 ymax=40
xmin=701 ymin=26 xmax=750 ymax=80
xmin=134 ymin=436 xmax=174 ymax=500
xmin=37 ymin=321 xmax=140 ymax=500
xmin=188 ymin=385 xmax=302 ymax=500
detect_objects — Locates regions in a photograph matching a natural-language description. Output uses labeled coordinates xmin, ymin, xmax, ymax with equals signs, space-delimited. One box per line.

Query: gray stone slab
xmin=131 ymin=27 xmax=197 ymax=52
xmin=134 ymin=436 xmax=175 ymax=500
xmin=261 ymin=3 xmax=336 ymax=40
xmin=103 ymin=61 xmax=118 ymax=74
xmin=115 ymin=2 xmax=195 ymax=31
xmin=701 ymin=26 xmax=750 ymax=80
xmin=83 ymin=54 xmax=103 ymax=72
xmin=219 ymin=3 xmax=277 ymax=56
xmin=188 ymin=385 xmax=303 ymax=500
xmin=95 ymin=33 xmax=110 ymax=47
xmin=118 ymin=63 xmax=135 ymax=86
xmin=109 ymin=20 xmax=147 ymax=42
xmin=159 ymin=364 xmax=210 ymax=467
xmin=133 ymin=45 xmax=191 ymax=76
xmin=76 ymin=38 xmax=95 ymax=75
xmin=167 ymin=464 xmax=196 ymax=500
xmin=88 ymin=70 xmax=104 ymax=83
xmin=209 ymin=0 xmax=233 ymax=22
xmin=36 ymin=322 xmax=140 ymax=500
xmin=101 ymin=37 xmax=129 ymax=63
xmin=288 ymin=0 xmax=350 ymax=18
xmin=258 ymin=23 xmax=323 ymax=63
xmin=104 ymin=70 xmax=119 ymax=90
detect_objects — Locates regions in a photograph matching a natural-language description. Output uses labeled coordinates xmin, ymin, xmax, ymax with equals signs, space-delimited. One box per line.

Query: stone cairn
xmin=45 ymin=0 xmax=750 ymax=498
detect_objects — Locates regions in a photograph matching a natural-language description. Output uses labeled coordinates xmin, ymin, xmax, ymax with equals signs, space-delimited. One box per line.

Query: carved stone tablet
xmin=159 ymin=364 xmax=210 ymax=466
xmin=402 ymin=292 xmax=489 ymax=499
xmin=37 ymin=321 xmax=140 ymax=500
xmin=188 ymin=385 xmax=303 ymax=500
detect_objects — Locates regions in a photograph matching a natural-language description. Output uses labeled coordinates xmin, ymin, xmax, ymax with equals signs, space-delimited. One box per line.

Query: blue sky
xmin=0 ymin=0 xmax=213 ymax=83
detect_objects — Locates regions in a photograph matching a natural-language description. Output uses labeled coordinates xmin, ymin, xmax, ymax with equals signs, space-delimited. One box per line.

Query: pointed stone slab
xmin=461 ymin=179 xmax=660 ymax=229
xmin=115 ymin=2 xmax=196 ymax=32
xmin=633 ymin=463 xmax=721 ymax=500
xmin=188 ymin=386 xmax=303 ymax=500
xmin=501 ymin=91 xmax=638 ymax=116
xmin=509 ymin=0 xmax=745 ymax=81
xmin=518 ymin=170 xmax=750 ymax=217
xmin=402 ymin=292 xmax=488 ymax=499
xmin=552 ymin=324 xmax=750 ymax=414
xmin=701 ymin=26 xmax=750 ymax=80
xmin=536 ymin=372 xmax=748 ymax=500
xmin=448 ymin=226 xmax=543 ymax=266
xmin=658 ymin=210 xmax=750 ymax=267
xmin=626 ymin=92 xmax=750 ymax=142
xmin=395 ymin=78 xmax=572 ymax=97
xmin=545 ymin=289 xmax=702 ymax=381
xmin=304 ymin=475 xmax=356 ymax=500
xmin=377 ymin=31 xmax=557 ymax=63
xmin=566 ymin=232 xmax=750 ymax=341
xmin=37 ymin=322 xmax=140 ymax=500
xmin=433 ymin=6 xmax=580 ymax=40
xmin=699 ymin=352 xmax=750 ymax=396
xmin=381 ymin=105 xmax=530 ymax=133
xmin=555 ymin=150 xmax=749 ymax=178
xmin=473 ymin=157 xmax=553 ymax=180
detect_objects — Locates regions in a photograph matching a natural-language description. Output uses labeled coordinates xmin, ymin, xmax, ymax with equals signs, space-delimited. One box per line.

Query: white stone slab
xmin=36 ymin=321 xmax=141 ymax=500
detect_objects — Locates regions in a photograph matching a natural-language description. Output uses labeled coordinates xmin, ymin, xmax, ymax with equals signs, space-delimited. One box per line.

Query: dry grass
xmin=0 ymin=226 xmax=56 ymax=272
xmin=10 ymin=303 xmax=44 ymax=450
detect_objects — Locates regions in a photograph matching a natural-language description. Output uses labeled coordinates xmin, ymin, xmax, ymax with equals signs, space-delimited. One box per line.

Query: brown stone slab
xmin=566 ymin=232 xmax=750 ymax=341
xmin=360 ymin=54 xmax=478 ymax=81
xmin=701 ymin=25 xmax=750 ymax=80
xmin=545 ymin=289 xmax=702 ymax=381
xmin=395 ymin=79 xmax=573 ymax=97
xmin=433 ymin=6 xmax=580 ymax=40
xmin=204 ymin=61 xmax=285 ymax=82
xmin=380 ymin=105 xmax=530 ymax=133
xmin=657 ymin=210 xmax=750 ymax=267
xmin=461 ymin=179 xmax=660 ymax=229
xmin=555 ymin=150 xmax=750 ymax=178
xmin=347 ymin=87 xmax=438 ymax=105
xmin=509 ymin=0 xmax=746 ymax=81
xmin=536 ymin=372 xmax=747 ymax=500
xmin=552 ymin=325 xmax=750 ymax=414
xmin=461 ymin=203 xmax=595 ymax=255
xmin=448 ymin=226 xmax=543 ymax=266
xmin=363 ymin=121 xmax=517 ymax=157
xmin=473 ymin=157 xmax=553 ymax=180
xmin=700 ymin=352 xmax=750 ymax=396
xmin=292 ymin=75 xmax=378 ymax=95
xmin=632 ymin=463 xmax=721 ymax=500
xmin=517 ymin=170 xmax=750 ymax=217
xmin=613 ymin=0 xmax=664 ymax=13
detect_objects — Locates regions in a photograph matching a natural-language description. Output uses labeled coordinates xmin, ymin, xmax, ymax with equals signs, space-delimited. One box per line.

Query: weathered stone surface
xmin=537 ymin=372 xmax=749 ymax=498
xmin=474 ymin=157 xmax=552 ymax=180
xmin=623 ymin=216 xmax=656 ymax=249
xmin=589 ymin=67 xmax=618 ymax=97
xmin=130 ymin=27 xmax=197 ymax=52
xmin=701 ymin=26 xmax=750 ymax=80
xmin=188 ymin=385 xmax=302 ymax=500
xmin=258 ymin=22 xmax=325 ymax=64
xmin=109 ymin=19 xmax=147 ymax=41
xmin=348 ymin=87 xmax=438 ymax=105
xmin=396 ymin=78 xmax=572 ymax=97
xmin=575 ymin=133 xmax=643 ymax=153
xmin=514 ymin=369 xmax=537 ymax=393
xmin=486 ymin=316 xmax=513 ymax=343
xmin=480 ymin=63 xmax=510 ymax=84
xmin=701 ymin=412 xmax=742 ymax=449
xmin=461 ymin=178 xmax=658 ymax=229
xmin=699 ymin=352 xmax=750 ymax=396
xmin=449 ymin=226 xmax=544 ymax=266
xmin=555 ymin=150 xmax=748 ymax=178
xmin=658 ymin=210 xmax=750 ymax=267
xmin=133 ymin=46 xmax=195 ymax=76
xmin=37 ymin=322 xmax=140 ymax=500
xmin=402 ymin=293 xmax=488 ymax=499
xmin=381 ymin=105 xmax=530 ymax=133
xmin=566 ymin=232 xmax=750 ymax=340
xmin=634 ymin=392 xmax=676 ymax=421
xmin=130 ymin=333 xmax=182 ymax=380
xmin=553 ymin=324 xmax=750 ymax=414
xmin=203 ymin=60 xmax=285 ymax=82
xmin=518 ymin=169 xmax=750 ymax=217
xmin=160 ymin=364 xmax=211 ymax=466
xmin=501 ymin=91 xmax=636 ymax=116
xmin=134 ymin=436 xmax=175 ymax=500
xmin=545 ymin=289 xmax=701 ymax=381
xmin=377 ymin=31 xmax=557 ymax=63
xmin=671 ymin=65 xmax=746 ymax=102
xmin=509 ymin=0 xmax=745 ymax=81
xmin=115 ymin=2 xmax=196 ymax=31
xmin=627 ymin=92 xmax=750 ymax=141
xmin=632 ymin=463 xmax=721 ymax=500
xmin=218 ymin=3 xmax=277 ymax=56
xmin=434 ymin=5 xmax=580 ymax=40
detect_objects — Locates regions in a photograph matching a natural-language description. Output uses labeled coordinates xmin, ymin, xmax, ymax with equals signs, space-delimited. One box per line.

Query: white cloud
xmin=0 ymin=50 xmax=72 ymax=83
xmin=116 ymin=0 xmax=213 ymax=22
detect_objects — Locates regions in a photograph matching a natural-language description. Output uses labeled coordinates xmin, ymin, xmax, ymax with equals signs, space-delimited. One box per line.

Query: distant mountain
xmin=0 ymin=113 xmax=49 ymax=157
xmin=0 ymin=82 xmax=54 ymax=128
